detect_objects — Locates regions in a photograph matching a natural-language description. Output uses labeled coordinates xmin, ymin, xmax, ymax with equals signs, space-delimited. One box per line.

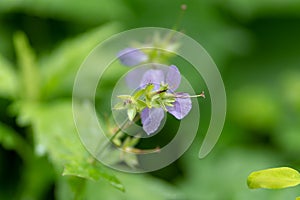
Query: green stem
xmin=93 ymin=115 xmax=140 ymax=160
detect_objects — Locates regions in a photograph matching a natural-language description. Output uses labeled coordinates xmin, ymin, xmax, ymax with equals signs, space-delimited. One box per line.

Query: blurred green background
xmin=1 ymin=0 xmax=300 ymax=199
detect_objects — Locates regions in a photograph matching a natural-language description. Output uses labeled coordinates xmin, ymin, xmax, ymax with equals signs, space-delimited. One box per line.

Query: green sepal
xmin=159 ymin=100 xmax=167 ymax=111
xmin=136 ymin=100 xmax=147 ymax=111
xmin=164 ymin=102 xmax=174 ymax=107
xmin=159 ymin=83 xmax=169 ymax=91
xmin=145 ymin=84 xmax=154 ymax=94
xmin=151 ymin=100 xmax=161 ymax=108
xmin=127 ymin=107 xmax=137 ymax=121
xmin=117 ymin=95 xmax=132 ymax=100
xmin=151 ymin=94 xmax=160 ymax=101
xmin=133 ymin=89 xmax=145 ymax=100
xmin=145 ymin=96 xmax=152 ymax=108
xmin=113 ymin=102 xmax=125 ymax=110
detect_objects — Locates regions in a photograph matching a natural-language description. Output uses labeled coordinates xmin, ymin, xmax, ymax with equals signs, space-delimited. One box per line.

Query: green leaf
xmin=17 ymin=101 xmax=124 ymax=191
xmin=0 ymin=54 xmax=18 ymax=98
xmin=62 ymin=176 xmax=86 ymax=200
xmin=247 ymin=167 xmax=300 ymax=189
xmin=56 ymin=176 xmax=86 ymax=200
xmin=63 ymin=160 xmax=124 ymax=192
xmin=84 ymin=172 xmax=185 ymax=200
xmin=14 ymin=32 xmax=40 ymax=101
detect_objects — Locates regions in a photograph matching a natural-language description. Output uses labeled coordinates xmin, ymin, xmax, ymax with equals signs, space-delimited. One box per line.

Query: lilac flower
xmin=117 ymin=48 xmax=148 ymax=66
xmin=125 ymin=65 xmax=168 ymax=89
xmin=140 ymin=65 xmax=192 ymax=135
xmin=166 ymin=92 xmax=192 ymax=119
xmin=141 ymin=107 xmax=165 ymax=134
xmin=140 ymin=69 xmax=165 ymax=90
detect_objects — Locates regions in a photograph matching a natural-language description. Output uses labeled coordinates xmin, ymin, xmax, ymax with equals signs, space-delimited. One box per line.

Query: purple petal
xmin=125 ymin=70 xmax=141 ymax=89
xmin=141 ymin=107 xmax=165 ymax=135
xmin=125 ymin=68 xmax=147 ymax=89
xmin=140 ymin=69 xmax=165 ymax=90
xmin=167 ymin=93 xmax=192 ymax=119
xmin=117 ymin=48 xmax=148 ymax=66
xmin=166 ymin=65 xmax=181 ymax=91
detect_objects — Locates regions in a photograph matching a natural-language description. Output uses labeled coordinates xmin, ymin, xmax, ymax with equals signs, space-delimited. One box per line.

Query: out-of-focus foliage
xmin=0 ymin=55 xmax=18 ymax=98
xmin=0 ymin=0 xmax=300 ymax=199
xmin=0 ymin=0 xmax=131 ymax=23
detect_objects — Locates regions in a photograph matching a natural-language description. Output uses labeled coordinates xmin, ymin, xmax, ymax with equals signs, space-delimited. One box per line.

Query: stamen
xmin=176 ymin=91 xmax=205 ymax=99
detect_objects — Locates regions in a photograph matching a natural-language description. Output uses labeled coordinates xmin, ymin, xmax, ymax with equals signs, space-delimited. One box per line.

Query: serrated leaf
xmin=84 ymin=172 xmax=185 ymax=200
xmin=247 ymin=167 xmax=300 ymax=189
xmin=63 ymin=160 xmax=124 ymax=192
xmin=17 ymin=101 xmax=123 ymax=191
xmin=0 ymin=54 xmax=18 ymax=98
